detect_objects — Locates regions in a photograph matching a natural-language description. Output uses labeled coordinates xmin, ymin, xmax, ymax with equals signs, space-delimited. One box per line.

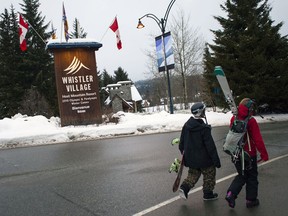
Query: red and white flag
xmin=109 ymin=17 xmax=122 ymax=50
xmin=18 ymin=14 xmax=28 ymax=51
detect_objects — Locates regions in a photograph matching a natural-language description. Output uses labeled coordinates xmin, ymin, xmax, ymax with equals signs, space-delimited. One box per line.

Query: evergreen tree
xmin=0 ymin=1 xmax=58 ymax=118
xmin=204 ymin=0 xmax=288 ymax=112
xmin=113 ymin=67 xmax=129 ymax=83
xmin=0 ymin=7 xmax=24 ymax=117
xmin=19 ymin=0 xmax=57 ymax=116
xmin=202 ymin=43 xmax=224 ymax=110
xmin=101 ymin=69 xmax=114 ymax=87
xmin=70 ymin=18 xmax=87 ymax=39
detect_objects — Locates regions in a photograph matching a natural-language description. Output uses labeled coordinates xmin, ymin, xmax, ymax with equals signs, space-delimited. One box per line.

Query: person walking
xmin=225 ymin=98 xmax=269 ymax=208
xmin=178 ymin=102 xmax=221 ymax=200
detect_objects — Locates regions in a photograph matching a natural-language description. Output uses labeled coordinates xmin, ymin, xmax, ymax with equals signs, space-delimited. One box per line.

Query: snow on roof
xmin=131 ymin=85 xmax=142 ymax=101
xmin=107 ymin=84 xmax=121 ymax=87
xmin=104 ymin=97 xmax=111 ymax=105
xmin=104 ymin=81 xmax=142 ymax=103
xmin=118 ymin=81 xmax=133 ymax=85
xmin=46 ymin=38 xmax=102 ymax=50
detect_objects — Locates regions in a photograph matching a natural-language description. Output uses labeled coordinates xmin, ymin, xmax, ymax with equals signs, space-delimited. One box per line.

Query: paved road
xmin=136 ymin=121 xmax=288 ymax=216
xmin=142 ymin=155 xmax=288 ymax=216
xmin=0 ymin=121 xmax=287 ymax=216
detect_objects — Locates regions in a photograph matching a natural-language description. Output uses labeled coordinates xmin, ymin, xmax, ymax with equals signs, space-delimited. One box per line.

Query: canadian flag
xmin=18 ymin=14 xmax=29 ymax=51
xmin=109 ymin=17 xmax=122 ymax=50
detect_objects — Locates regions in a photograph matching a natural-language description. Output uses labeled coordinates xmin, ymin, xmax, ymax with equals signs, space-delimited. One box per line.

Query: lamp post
xmin=137 ymin=0 xmax=176 ymax=114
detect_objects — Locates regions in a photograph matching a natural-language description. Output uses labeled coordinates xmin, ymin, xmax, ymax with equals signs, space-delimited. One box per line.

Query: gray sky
xmin=2 ymin=0 xmax=288 ymax=82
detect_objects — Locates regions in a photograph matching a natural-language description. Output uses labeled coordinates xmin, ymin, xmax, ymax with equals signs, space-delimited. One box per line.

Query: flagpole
xmin=99 ymin=27 xmax=109 ymax=42
xmin=19 ymin=13 xmax=46 ymax=45
xmin=62 ymin=2 xmax=70 ymax=42
xmin=61 ymin=2 xmax=63 ymax=43
xmin=99 ymin=15 xmax=117 ymax=42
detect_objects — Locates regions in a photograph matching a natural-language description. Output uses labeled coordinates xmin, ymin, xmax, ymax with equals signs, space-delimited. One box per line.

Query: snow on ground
xmin=0 ymin=109 xmax=287 ymax=149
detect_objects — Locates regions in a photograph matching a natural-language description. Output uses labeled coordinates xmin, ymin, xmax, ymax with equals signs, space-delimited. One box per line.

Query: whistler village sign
xmin=47 ymin=39 xmax=102 ymax=126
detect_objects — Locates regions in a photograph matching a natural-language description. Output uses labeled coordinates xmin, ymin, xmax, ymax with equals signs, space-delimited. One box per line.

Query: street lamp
xmin=137 ymin=0 xmax=176 ymax=114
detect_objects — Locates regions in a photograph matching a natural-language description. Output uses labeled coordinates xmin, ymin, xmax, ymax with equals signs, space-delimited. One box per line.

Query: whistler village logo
xmin=64 ymin=56 xmax=90 ymax=75
xmin=61 ymin=56 xmax=94 ymax=93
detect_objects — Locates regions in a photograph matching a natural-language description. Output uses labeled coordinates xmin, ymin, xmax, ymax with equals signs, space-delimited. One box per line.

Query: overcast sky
xmin=2 ymin=0 xmax=288 ymax=82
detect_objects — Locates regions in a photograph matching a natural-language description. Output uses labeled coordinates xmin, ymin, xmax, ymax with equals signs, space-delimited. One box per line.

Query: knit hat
xmin=239 ymin=98 xmax=256 ymax=117
xmin=239 ymin=98 xmax=254 ymax=109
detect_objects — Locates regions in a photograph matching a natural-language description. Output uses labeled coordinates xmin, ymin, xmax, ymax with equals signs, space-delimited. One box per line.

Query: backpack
xmin=223 ymin=116 xmax=250 ymax=158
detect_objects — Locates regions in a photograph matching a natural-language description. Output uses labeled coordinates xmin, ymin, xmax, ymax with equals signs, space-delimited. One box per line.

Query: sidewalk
xmin=145 ymin=154 xmax=288 ymax=216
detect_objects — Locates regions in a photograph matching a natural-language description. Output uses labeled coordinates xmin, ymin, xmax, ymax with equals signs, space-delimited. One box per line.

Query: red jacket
xmin=230 ymin=104 xmax=269 ymax=161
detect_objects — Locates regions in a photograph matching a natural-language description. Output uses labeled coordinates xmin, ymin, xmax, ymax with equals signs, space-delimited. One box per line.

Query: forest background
xmin=0 ymin=0 xmax=287 ymax=120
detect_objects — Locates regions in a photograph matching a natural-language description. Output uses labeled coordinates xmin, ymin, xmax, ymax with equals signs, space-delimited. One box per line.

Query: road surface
xmin=0 ymin=121 xmax=287 ymax=216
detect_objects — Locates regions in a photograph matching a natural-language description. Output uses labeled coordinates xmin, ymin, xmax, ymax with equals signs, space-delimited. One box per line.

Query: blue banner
xmin=155 ymin=31 xmax=175 ymax=72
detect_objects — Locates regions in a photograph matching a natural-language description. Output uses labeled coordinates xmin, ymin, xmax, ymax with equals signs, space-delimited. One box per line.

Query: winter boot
xmin=203 ymin=190 xmax=218 ymax=201
xmin=246 ymin=199 xmax=259 ymax=208
xmin=225 ymin=191 xmax=236 ymax=208
xmin=179 ymin=183 xmax=190 ymax=200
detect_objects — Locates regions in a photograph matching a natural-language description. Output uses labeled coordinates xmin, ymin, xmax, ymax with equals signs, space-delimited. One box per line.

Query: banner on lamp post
xmin=155 ymin=31 xmax=175 ymax=72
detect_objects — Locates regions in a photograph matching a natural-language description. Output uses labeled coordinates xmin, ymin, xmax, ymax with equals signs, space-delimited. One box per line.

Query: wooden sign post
xmin=47 ymin=39 xmax=102 ymax=126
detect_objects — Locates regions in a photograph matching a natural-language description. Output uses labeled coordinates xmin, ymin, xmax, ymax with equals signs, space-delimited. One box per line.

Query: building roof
xmin=131 ymin=85 xmax=142 ymax=102
xmin=105 ymin=94 xmax=134 ymax=110
xmin=104 ymin=81 xmax=142 ymax=104
xmin=106 ymin=83 xmax=121 ymax=88
xmin=46 ymin=38 xmax=102 ymax=50
xmin=118 ymin=81 xmax=133 ymax=85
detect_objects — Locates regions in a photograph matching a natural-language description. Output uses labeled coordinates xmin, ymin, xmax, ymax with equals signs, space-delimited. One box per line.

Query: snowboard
xmin=214 ymin=66 xmax=237 ymax=115
xmin=172 ymin=153 xmax=184 ymax=192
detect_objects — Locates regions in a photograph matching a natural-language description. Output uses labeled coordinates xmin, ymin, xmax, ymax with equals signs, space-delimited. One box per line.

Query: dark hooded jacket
xmin=179 ymin=117 xmax=221 ymax=169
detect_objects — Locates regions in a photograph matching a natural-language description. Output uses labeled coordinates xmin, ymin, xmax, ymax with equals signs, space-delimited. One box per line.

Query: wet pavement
xmin=138 ymin=154 xmax=288 ymax=216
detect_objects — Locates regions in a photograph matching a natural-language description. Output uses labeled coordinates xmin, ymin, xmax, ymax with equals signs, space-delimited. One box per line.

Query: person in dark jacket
xmin=225 ymin=98 xmax=269 ymax=208
xmin=179 ymin=102 xmax=221 ymax=200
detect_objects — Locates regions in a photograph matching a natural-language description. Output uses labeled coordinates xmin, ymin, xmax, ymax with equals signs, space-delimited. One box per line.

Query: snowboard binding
xmin=169 ymin=158 xmax=181 ymax=173
xmin=171 ymin=138 xmax=180 ymax=146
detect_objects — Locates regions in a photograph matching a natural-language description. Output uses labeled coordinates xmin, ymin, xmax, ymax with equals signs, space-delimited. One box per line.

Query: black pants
xmin=227 ymin=156 xmax=258 ymax=200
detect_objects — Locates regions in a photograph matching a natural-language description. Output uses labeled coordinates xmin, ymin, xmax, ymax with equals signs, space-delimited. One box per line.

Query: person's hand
xmin=257 ymin=159 xmax=263 ymax=163
xmin=257 ymin=158 xmax=268 ymax=164
xmin=257 ymin=157 xmax=269 ymax=163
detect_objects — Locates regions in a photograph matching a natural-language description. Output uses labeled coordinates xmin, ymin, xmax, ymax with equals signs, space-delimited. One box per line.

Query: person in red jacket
xmin=225 ymin=98 xmax=269 ymax=208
